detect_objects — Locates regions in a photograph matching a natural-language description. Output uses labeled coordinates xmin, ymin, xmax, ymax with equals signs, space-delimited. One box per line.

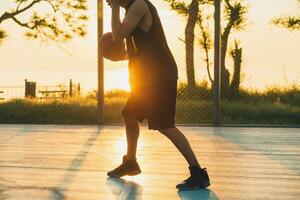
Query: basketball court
xmin=0 ymin=125 xmax=299 ymax=199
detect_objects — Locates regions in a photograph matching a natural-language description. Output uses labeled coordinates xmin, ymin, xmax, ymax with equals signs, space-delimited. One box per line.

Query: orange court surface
xmin=0 ymin=125 xmax=299 ymax=199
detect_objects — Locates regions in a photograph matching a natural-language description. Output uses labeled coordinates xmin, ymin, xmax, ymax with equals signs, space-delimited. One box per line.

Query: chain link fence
xmin=0 ymin=0 xmax=299 ymax=125
xmin=217 ymin=0 xmax=300 ymax=125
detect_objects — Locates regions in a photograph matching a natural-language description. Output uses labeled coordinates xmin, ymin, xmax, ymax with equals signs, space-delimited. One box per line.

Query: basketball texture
xmin=99 ymin=32 xmax=126 ymax=61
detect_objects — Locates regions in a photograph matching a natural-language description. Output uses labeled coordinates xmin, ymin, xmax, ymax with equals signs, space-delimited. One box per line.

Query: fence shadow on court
xmin=48 ymin=126 xmax=102 ymax=200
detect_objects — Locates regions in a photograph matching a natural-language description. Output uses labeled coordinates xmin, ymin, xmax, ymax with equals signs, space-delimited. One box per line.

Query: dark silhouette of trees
xmin=197 ymin=9 xmax=213 ymax=84
xmin=221 ymin=0 xmax=248 ymax=98
xmin=184 ymin=0 xmax=199 ymax=88
xmin=164 ymin=0 xmax=247 ymax=96
xmin=0 ymin=0 xmax=89 ymax=46
xmin=197 ymin=0 xmax=247 ymax=98
xmin=164 ymin=0 xmax=213 ymax=89
xmin=229 ymin=40 xmax=242 ymax=98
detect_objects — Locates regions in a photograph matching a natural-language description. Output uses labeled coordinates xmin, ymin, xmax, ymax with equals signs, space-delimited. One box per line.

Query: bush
xmin=0 ymin=85 xmax=299 ymax=125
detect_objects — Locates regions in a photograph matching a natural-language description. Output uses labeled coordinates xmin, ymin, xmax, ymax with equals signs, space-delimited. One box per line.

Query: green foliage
xmin=0 ymin=97 xmax=97 ymax=124
xmin=0 ymin=0 xmax=89 ymax=45
xmin=197 ymin=10 xmax=214 ymax=83
xmin=272 ymin=0 xmax=300 ymax=30
xmin=177 ymin=81 xmax=212 ymax=100
xmin=224 ymin=0 xmax=248 ymax=30
xmin=273 ymin=17 xmax=300 ymax=30
xmin=221 ymin=100 xmax=300 ymax=124
xmin=163 ymin=0 xmax=189 ymax=16
xmin=235 ymin=86 xmax=300 ymax=107
xmin=163 ymin=0 xmax=213 ymax=17
xmin=0 ymin=29 xmax=7 ymax=45
xmin=197 ymin=14 xmax=212 ymax=50
xmin=0 ymin=86 xmax=299 ymax=125
xmin=104 ymin=89 xmax=130 ymax=99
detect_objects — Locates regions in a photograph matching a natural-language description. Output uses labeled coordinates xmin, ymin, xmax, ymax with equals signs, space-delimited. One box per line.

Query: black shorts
xmin=122 ymin=79 xmax=177 ymax=130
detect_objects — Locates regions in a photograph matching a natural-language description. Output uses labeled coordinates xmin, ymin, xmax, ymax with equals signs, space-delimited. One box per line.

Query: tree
xmin=221 ymin=0 xmax=248 ymax=98
xmin=196 ymin=0 xmax=247 ymax=97
xmin=185 ymin=0 xmax=199 ymax=89
xmin=272 ymin=0 xmax=300 ymax=30
xmin=164 ymin=0 xmax=247 ymax=94
xmin=229 ymin=40 xmax=242 ymax=97
xmin=197 ymin=9 xmax=213 ymax=84
xmin=0 ymin=0 xmax=89 ymax=46
xmin=164 ymin=0 xmax=213 ymax=89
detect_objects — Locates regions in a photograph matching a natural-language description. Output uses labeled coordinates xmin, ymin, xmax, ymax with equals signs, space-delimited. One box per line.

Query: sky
xmin=0 ymin=0 xmax=299 ymax=98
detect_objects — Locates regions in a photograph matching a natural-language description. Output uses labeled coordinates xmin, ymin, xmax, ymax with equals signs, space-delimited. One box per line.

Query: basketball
xmin=99 ymin=32 xmax=126 ymax=61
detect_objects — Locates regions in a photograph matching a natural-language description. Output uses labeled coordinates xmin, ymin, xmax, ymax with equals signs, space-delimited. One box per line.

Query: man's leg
xmin=106 ymin=114 xmax=141 ymax=178
xmin=158 ymin=127 xmax=211 ymax=190
xmin=123 ymin=114 xmax=140 ymax=161
xmin=158 ymin=127 xmax=200 ymax=167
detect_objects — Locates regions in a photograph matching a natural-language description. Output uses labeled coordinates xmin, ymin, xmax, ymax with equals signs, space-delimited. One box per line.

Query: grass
xmin=0 ymin=85 xmax=299 ymax=125
xmin=0 ymin=97 xmax=98 ymax=124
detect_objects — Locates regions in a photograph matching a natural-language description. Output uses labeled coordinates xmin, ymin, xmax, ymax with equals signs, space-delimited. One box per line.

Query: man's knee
xmin=158 ymin=127 xmax=176 ymax=135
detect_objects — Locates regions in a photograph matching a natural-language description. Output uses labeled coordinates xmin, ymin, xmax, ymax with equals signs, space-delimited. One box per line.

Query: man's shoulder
xmin=128 ymin=0 xmax=148 ymax=13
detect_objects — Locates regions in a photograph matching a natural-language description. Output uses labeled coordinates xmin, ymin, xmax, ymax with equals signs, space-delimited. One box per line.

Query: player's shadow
xmin=106 ymin=177 xmax=143 ymax=200
xmin=177 ymin=188 xmax=219 ymax=200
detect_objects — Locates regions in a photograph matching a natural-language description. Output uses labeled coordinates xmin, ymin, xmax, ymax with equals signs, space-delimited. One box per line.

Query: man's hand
xmin=106 ymin=0 xmax=119 ymax=7
xmin=109 ymin=50 xmax=128 ymax=61
xmin=111 ymin=0 xmax=147 ymax=43
xmin=106 ymin=0 xmax=111 ymax=7
xmin=107 ymin=0 xmax=119 ymax=7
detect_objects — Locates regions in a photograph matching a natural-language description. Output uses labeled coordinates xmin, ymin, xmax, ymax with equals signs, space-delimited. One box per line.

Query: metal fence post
xmin=69 ymin=79 xmax=73 ymax=97
xmin=97 ymin=0 xmax=104 ymax=124
xmin=213 ymin=0 xmax=221 ymax=126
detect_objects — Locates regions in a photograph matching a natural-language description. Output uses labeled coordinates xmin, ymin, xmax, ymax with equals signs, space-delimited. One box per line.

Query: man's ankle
xmin=189 ymin=164 xmax=204 ymax=175
xmin=189 ymin=164 xmax=201 ymax=169
xmin=125 ymin=155 xmax=137 ymax=162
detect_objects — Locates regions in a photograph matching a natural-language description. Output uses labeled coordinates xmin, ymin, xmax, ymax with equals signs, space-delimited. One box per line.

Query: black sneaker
xmin=176 ymin=166 xmax=210 ymax=190
xmin=107 ymin=155 xmax=141 ymax=178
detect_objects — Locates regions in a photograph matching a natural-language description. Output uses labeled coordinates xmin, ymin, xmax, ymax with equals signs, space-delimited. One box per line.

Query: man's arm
xmin=110 ymin=0 xmax=147 ymax=43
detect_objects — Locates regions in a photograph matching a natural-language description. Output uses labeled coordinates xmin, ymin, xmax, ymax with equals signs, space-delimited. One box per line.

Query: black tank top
xmin=125 ymin=0 xmax=178 ymax=88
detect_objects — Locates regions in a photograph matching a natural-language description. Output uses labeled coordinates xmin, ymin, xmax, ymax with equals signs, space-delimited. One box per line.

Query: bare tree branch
xmin=224 ymin=0 xmax=234 ymax=10
xmin=0 ymin=0 xmax=40 ymax=24
xmin=13 ymin=0 xmax=40 ymax=17
xmin=42 ymin=0 xmax=58 ymax=12
xmin=12 ymin=16 xmax=32 ymax=29
xmin=16 ymin=0 xmax=26 ymax=11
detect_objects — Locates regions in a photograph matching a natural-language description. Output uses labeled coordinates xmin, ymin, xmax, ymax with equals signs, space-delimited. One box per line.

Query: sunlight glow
xmin=0 ymin=0 xmax=299 ymax=94
xmin=105 ymin=68 xmax=131 ymax=91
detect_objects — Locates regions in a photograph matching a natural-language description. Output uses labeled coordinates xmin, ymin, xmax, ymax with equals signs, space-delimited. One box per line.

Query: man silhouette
xmin=106 ymin=0 xmax=210 ymax=190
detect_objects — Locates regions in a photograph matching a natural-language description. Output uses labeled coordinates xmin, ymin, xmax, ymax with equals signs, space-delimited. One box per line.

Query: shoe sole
xmin=107 ymin=170 xmax=141 ymax=178
xmin=176 ymin=182 xmax=210 ymax=191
